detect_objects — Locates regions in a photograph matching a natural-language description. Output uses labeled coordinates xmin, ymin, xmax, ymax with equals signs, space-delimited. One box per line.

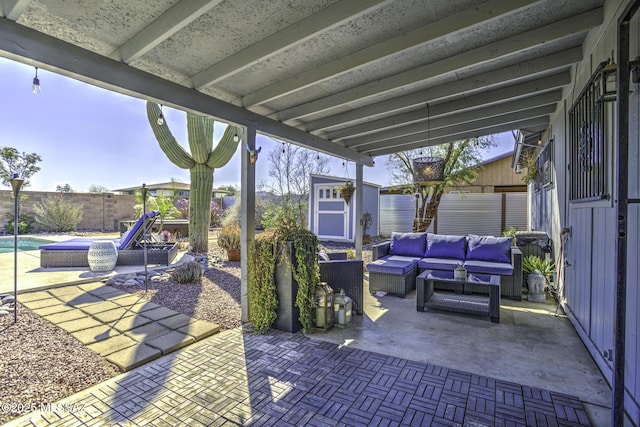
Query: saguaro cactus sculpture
xmin=146 ymin=102 xmax=239 ymax=253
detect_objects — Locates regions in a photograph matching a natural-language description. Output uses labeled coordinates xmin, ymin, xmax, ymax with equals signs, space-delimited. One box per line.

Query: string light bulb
xmin=316 ymin=152 xmax=320 ymax=161
xmin=233 ymin=129 xmax=239 ymax=142
xmin=282 ymin=142 xmax=286 ymax=154
xmin=32 ymin=67 xmax=40 ymax=94
xmin=157 ymin=104 xmax=165 ymax=126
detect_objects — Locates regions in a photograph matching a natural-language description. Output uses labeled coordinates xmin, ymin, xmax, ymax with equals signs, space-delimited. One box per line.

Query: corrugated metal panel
xmin=379 ymin=194 xmax=414 ymax=236
xmin=505 ymin=193 xmax=528 ymax=230
xmin=435 ymin=193 xmax=502 ymax=236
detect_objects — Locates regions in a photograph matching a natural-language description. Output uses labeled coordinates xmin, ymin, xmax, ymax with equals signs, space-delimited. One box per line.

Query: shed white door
xmin=314 ymin=184 xmax=347 ymax=240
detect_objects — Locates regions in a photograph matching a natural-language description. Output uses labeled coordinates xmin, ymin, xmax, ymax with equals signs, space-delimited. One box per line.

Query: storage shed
xmin=308 ymin=174 xmax=379 ymax=242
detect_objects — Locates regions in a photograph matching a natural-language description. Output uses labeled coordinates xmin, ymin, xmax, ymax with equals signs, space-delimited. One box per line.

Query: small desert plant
xmin=4 ymin=213 xmax=34 ymax=234
xmin=523 ymin=255 xmax=556 ymax=295
xmin=33 ymin=195 xmax=84 ymax=232
xmin=502 ymin=226 xmax=517 ymax=245
xmin=346 ymin=249 xmax=356 ymax=259
xmin=170 ymin=261 xmax=203 ymax=284
xmin=218 ymin=225 xmax=241 ymax=251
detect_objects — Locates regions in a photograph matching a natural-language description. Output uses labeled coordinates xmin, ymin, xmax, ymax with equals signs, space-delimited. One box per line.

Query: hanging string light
xmin=316 ymin=151 xmax=320 ymax=161
xmin=157 ymin=104 xmax=165 ymax=125
xmin=281 ymin=142 xmax=286 ymax=154
xmin=233 ymin=128 xmax=239 ymax=142
xmin=32 ymin=67 xmax=40 ymax=94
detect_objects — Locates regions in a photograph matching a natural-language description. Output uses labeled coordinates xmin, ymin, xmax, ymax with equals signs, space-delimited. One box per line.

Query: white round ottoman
xmin=87 ymin=240 xmax=118 ymax=272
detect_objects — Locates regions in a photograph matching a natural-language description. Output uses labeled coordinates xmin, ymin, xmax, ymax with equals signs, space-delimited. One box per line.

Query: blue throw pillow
xmin=389 ymin=232 xmax=427 ymax=257
xmin=424 ymin=234 xmax=466 ymax=260
xmin=466 ymin=234 xmax=511 ymax=263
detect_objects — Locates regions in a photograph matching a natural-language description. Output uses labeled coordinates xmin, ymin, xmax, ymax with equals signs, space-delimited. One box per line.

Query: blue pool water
xmin=0 ymin=237 xmax=54 ymax=254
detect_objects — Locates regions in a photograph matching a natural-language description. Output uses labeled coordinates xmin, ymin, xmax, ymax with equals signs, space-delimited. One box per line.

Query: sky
xmin=0 ymin=56 xmax=515 ymax=193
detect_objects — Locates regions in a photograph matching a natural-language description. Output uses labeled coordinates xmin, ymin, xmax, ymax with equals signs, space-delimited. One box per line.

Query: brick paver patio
xmin=8 ymin=328 xmax=591 ymax=426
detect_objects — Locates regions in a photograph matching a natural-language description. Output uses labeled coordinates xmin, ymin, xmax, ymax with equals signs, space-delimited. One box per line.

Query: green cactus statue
xmin=146 ymin=102 xmax=239 ymax=253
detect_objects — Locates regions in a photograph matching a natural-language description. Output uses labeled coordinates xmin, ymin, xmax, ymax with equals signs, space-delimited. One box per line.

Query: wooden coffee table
xmin=416 ymin=269 xmax=501 ymax=323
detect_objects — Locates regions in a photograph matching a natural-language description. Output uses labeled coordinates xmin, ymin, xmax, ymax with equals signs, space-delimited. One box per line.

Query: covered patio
xmin=1 ymin=0 xmax=639 ymax=425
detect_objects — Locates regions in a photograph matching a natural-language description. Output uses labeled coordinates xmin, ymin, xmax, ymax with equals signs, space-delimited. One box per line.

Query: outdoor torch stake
xmin=142 ymin=183 xmax=148 ymax=292
xmin=10 ymin=174 xmax=24 ymax=324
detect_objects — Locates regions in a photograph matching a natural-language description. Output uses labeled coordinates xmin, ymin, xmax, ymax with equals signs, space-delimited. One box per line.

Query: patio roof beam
xmin=108 ymin=0 xmax=222 ymax=63
xmin=344 ymin=92 xmax=561 ymax=148
xmin=366 ymin=117 xmax=550 ymax=157
xmin=358 ymin=104 xmax=555 ymax=154
xmin=0 ymin=18 xmax=373 ymax=166
xmin=241 ymin=0 xmax=540 ymax=107
xmin=191 ymin=0 xmax=392 ymax=90
xmin=275 ymin=8 xmax=602 ymax=122
xmin=327 ymin=73 xmax=570 ymax=141
xmin=304 ymin=48 xmax=582 ymax=133
xmin=0 ymin=0 xmax=30 ymax=20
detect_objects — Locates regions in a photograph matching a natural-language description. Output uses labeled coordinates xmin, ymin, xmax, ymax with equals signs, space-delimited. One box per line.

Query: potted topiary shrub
xmin=218 ymin=225 xmax=241 ymax=261
xmin=248 ymin=198 xmax=320 ymax=334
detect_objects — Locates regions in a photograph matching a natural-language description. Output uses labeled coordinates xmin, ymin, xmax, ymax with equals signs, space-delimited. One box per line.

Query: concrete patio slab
xmin=108 ymin=294 xmax=145 ymax=306
xmin=57 ymin=292 xmax=103 ymax=306
xmin=78 ymin=300 xmax=121 ymax=315
xmin=20 ymin=297 xmax=59 ymax=310
xmin=16 ymin=290 xmax=52 ymax=302
xmin=141 ymin=306 xmax=181 ymax=322
xmin=44 ymin=309 xmax=86 ymax=324
xmin=106 ymin=344 xmax=162 ymax=372
xmin=110 ymin=314 xmax=154 ymax=333
xmin=157 ymin=313 xmax=193 ymax=330
xmin=56 ymin=317 xmax=104 ymax=333
xmin=125 ymin=322 xmax=174 ymax=341
xmin=88 ymin=334 xmax=137 ymax=356
xmin=144 ymin=331 xmax=195 ymax=355
xmin=177 ymin=320 xmax=220 ymax=340
xmin=71 ymin=325 xmax=121 ymax=345
xmin=30 ymin=303 xmax=74 ymax=317
xmin=47 ymin=285 xmax=85 ymax=297
xmin=92 ymin=307 xmax=136 ymax=323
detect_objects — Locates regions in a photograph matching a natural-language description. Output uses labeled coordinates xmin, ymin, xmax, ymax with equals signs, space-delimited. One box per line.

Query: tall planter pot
xmin=273 ymin=242 xmax=302 ymax=333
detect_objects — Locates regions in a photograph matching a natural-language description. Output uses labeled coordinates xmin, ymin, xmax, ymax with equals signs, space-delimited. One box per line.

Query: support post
xmin=10 ymin=174 xmax=24 ymax=324
xmin=355 ymin=163 xmax=363 ymax=260
xmin=141 ymin=183 xmax=148 ymax=291
xmin=241 ymin=124 xmax=256 ymax=322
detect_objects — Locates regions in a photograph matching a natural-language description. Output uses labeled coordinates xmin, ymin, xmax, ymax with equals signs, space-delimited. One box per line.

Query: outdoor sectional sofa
xmin=368 ymin=232 xmax=522 ymax=300
xmin=319 ymin=252 xmax=364 ymax=315
xmin=39 ymin=211 xmax=179 ymax=268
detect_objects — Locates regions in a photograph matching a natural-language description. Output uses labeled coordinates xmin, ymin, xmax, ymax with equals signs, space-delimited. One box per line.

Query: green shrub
xmin=4 ymin=213 xmax=34 ymax=234
xmin=33 ymin=195 xmax=83 ymax=232
xmin=170 ymin=261 xmax=203 ymax=284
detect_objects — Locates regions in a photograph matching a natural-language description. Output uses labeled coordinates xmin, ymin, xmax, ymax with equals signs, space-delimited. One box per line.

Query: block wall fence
xmin=0 ymin=190 xmax=137 ymax=233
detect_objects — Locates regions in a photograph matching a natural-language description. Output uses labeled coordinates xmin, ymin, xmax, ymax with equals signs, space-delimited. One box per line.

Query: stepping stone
xmin=76 ymin=282 xmax=105 ymax=291
xmin=125 ymin=323 xmax=174 ymax=342
xmin=93 ymin=307 xmax=136 ymax=323
xmin=22 ymin=298 xmax=61 ymax=310
xmin=57 ymin=317 xmax=103 ymax=333
xmin=18 ymin=291 xmax=53 ymax=303
xmin=109 ymin=294 xmax=146 ymax=307
xmin=31 ymin=304 xmax=74 ymax=317
xmin=106 ymin=343 xmax=162 ymax=372
xmin=142 ymin=306 xmax=179 ymax=322
xmin=177 ymin=320 xmax=220 ymax=341
xmin=110 ymin=315 xmax=153 ymax=333
xmin=58 ymin=293 xmax=103 ymax=306
xmin=48 ymin=286 xmax=85 ymax=298
xmin=71 ymin=325 xmax=120 ymax=345
xmin=44 ymin=309 xmax=86 ymax=324
xmin=145 ymin=331 xmax=195 ymax=355
xmin=158 ymin=313 xmax=193 ymax=330
xmin=79 ymin=301 xmax=121 ymax=316
xmin=87 ymin=285 xmax=126 ymax=299
xmin=126 ymin=301 xmax=162 ymax=313
xmin=88 ymin=334 xmax=137 ymax=356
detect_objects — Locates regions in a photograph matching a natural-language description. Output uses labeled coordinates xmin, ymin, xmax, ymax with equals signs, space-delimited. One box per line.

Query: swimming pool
xmin=0 ymin=237 xmax=54 ymax=254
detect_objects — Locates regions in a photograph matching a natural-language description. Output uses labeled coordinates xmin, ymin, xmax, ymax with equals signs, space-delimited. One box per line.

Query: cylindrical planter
xmin=226 ymin=249 xmax=240 ymax=261
xmin=88 ymin=240 xmax=118 ymax=272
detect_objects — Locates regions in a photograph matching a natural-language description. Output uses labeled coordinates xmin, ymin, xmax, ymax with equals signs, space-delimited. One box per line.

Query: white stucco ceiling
xmin=0 ymin=0 xmax=605 ymax=165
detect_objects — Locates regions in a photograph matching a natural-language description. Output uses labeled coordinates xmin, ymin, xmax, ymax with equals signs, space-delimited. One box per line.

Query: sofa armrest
xmin=319 ymin=259 xmax=364 ymax=314
xmin=327 ymin=252 xmax=348 ymax=260
xmin=372 ymin=241 xmax=391 ymax=260
xmin=510 ymin=245 xmax=523 ymax=295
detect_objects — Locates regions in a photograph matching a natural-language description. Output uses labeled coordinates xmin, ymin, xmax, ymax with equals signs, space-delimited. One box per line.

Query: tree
xmin=218 ymin=184 xmax=239 ymax=196
xmin=146 ymin=102 xmax=239 ymax=252
xmin=56 ymin=183 xmax=75 ymax=193
xmin=266 ymin=143 xmax=330 ymax=201
xmin=0 ymin=146 xmax=42 ymax=187
xmin=88 ymin=184 xmax=110 ymax=193
xmin=386 ymin=137 xmax=495 ymax=232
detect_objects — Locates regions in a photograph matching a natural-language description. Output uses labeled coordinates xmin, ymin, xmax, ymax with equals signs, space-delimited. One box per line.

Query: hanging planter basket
xmin=338 ymin=181 xmax=355 ymax=205
xmin=412 ymin=157 xmax=445 ymax=185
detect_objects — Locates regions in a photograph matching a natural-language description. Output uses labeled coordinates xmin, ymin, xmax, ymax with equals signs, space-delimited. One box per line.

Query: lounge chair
xmin=39 ymin=211 xmax=178 ymax=268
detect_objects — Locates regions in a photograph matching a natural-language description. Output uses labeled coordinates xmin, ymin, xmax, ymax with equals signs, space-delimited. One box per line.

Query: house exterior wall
xmin=309 ymin=175 xmax=379 ymax=241
xmin=534 ymin=0 xmax=640 ymax=421
xmin=451 ymin=154 xmax=527 ymax=193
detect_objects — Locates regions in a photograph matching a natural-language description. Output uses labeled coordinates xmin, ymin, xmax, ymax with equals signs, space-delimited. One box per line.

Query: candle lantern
xmin=333 ymin=289 xmax=353 ymax=328
xmin=313 ymin=282 xmax=334 ymax=332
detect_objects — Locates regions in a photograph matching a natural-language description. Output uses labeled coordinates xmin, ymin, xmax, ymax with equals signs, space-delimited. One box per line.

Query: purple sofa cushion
xmin=417 ymin=257 xmax=461 ymax=271
xmin=389 ymin=232 xmax=427 ymax=257
xmin=464 ymin=259 xmax=513 ymax=276
xmin=367 ymin=255 xmax=418 ymax=275
xmin=466 ymin=234 xmax=511 ymax=263
xmin=424 ymin=234 xmax=466 ymax=260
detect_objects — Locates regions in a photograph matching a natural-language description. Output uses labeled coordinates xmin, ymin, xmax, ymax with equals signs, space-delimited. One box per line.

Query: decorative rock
xmin=123 ymin=279 xmax=139 ymax=286
xmin=0 ymin=310 xmax=9 ymax=317
xmin=3 ymin=295 xmax=15 ymax=304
